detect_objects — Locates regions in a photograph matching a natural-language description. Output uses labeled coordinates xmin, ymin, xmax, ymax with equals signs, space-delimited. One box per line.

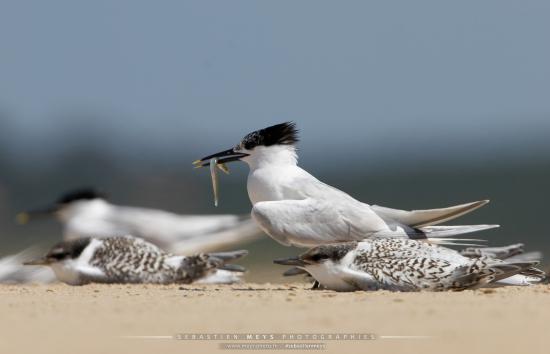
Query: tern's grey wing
xmin=352 ymin=239 xmax=540 ymax=291
xmin=251 ymin=199 xmax=389 ymax=247
xmin=166 ymin=218 xmax=261 ymax=254
xmin=351 ymin=239 xmax=462 ymax=291
xmin=107 ymin=207 xmax=262 ymax=253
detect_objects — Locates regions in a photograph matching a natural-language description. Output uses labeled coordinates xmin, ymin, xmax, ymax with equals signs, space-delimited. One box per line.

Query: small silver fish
xmin=217 ymin=163 xmax=230 ymax=174
xmin=210 ymin=158 xmax=220 ymax=207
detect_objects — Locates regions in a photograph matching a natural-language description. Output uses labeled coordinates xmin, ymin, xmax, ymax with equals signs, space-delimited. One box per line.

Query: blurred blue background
xmin=1 ymin=1 xmax=549 ymax=280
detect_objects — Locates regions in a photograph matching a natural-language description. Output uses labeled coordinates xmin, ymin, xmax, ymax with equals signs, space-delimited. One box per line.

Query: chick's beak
xmin=193 ymin=148 xmax=249 ymax=168
xmin=273 ymin=257 xmax=308 ymax=267
xmin=23 ymin=257 xmax=53 ymax=266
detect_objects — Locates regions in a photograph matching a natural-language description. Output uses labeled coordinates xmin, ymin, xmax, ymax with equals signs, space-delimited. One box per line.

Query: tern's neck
xmin=245 ymin=145 xmax=298 ymax=170
xmin=51 ymin=239 xmax=103 ymax=285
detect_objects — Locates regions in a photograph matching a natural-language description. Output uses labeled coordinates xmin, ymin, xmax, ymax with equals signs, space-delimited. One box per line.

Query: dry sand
xmin=1 ymin=283 xmax=549 ymax=354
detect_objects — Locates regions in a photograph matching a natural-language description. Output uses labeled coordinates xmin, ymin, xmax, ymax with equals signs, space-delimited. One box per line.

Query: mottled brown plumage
xmin=25 ymin=236 xmax=247 ymax=285
xmin=275 ymin=239 xmax=545 ymax=292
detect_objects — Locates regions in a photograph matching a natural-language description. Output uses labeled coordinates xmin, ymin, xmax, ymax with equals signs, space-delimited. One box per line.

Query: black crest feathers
xmin=56 ymin=188 xmax=106 ymax=205
xmin=241 ymin=122 xmax=299 ymax=150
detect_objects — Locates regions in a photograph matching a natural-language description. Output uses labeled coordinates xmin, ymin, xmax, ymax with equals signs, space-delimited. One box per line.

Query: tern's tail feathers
xmin=494 ymin=273 xmax=545 ymax=286
xmin=205 ymin=250 xmax=248 ymax=270
xmin=372 ymin=200 xmax=490 ymax=228
xmin=488 ymin=261 xmax=544 ymax=284
xmin=452 ymin=260 xmax=542 ymax=289
xmin=179 ymin=249 xmax=248 ymax=284
xmin=169 ymin=218 xmax=263 ymax=254
xmin=417 ymin=224 xmax=499 ymax=246
xmin=460 ymin=243 xmax=524 ymax=259
xmin=504 ymin=251 xmax=543 ymax=263
xmin=216 ymin=263 xmax=246 ymax=272
xmin=200 ymin=251 xmax=248 ymax=284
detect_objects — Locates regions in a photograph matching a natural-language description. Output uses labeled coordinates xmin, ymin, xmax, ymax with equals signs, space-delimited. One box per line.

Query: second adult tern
xmin=17 ymin=188 xmax=262 ymax=254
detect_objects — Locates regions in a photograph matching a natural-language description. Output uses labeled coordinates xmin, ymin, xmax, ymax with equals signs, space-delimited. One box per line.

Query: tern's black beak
xmin=15 ymin=205 xmax=59 ymax=225
xmin=23 ymin=257 xmax=53 ymax=266
xmin=193 ymin=148 xmax=249 ymax=168
xmin=273 ymin=257 xmax=308 ymax=267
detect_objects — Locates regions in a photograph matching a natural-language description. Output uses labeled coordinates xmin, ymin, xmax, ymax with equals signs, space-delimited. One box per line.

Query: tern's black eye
xmin=311 ymin=253 xmax=329 ymax=262
xmin=243 ymin=141 xmax=256 ymax=150
xmin=48 ymin=248 xmax=70 ymax=260
xmin=46 ymin=238 xmax=91 ymax=261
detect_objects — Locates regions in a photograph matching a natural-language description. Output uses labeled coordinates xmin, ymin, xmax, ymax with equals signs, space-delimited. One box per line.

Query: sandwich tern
xmin=283 ymin=243 xmax=542 ymax=278
xmin=194 ymin=122 xmax=497 ymax=247
xmin=274 ymin=239 xmax=545 ymax=291
xmin=23 ymin=235 xmax=247 ymax=285
xmin=16 ymin=188 xmax=262 ymax=254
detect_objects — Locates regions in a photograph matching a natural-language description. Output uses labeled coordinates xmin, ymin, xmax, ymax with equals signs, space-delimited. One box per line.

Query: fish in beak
xmin=193 ymin=148 xmax=248 ymax=206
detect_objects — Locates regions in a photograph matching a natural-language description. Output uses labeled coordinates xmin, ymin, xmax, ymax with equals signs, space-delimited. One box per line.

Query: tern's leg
xmin=311 ymin=280 xmax=320 ymax=290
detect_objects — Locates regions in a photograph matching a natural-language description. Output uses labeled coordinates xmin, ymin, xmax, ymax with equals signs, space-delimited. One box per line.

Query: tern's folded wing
xmin=167 ymin=218 xmax=262 ymax=254
xmin=251 ymin=198 xmax=388 ymax=247
xmin=110 ymin=208 xmax=263 ymax=253
xmin=352 ymin=240 xmax=465 ymax=290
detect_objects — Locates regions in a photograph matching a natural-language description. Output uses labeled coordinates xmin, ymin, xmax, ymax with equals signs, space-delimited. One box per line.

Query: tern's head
xmin=274 ymin=242 xmax=358 ymax=291
xmin=193 ymin=122 xmax=299 ymax=169
xmin=274 ymin=242 xmax=357 ymax=269
xmin=23 ymin=238 xmax=92 ymax=266
xmin=16 ymin=187 xmax=107 ymax=224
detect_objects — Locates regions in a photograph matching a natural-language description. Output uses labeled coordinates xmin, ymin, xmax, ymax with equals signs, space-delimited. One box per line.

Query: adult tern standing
xmin=194 ymin=122 xmax=497 ymax=247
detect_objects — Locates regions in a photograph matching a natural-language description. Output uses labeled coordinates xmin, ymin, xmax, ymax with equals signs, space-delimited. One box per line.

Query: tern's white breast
xmin=305 ymin=263 xmax=358 ymax=292
xmin=50 ymin=239 xmax=104 ymax=285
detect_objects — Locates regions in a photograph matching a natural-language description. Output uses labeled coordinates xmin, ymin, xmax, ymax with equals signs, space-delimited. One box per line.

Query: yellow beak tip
xmin=16 ymin=213 xmax=29 ymax=225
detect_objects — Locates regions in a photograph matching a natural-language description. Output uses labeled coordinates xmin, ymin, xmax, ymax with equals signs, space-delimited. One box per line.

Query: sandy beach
xmin=1 ymin=282 xmax=549 ymax=354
